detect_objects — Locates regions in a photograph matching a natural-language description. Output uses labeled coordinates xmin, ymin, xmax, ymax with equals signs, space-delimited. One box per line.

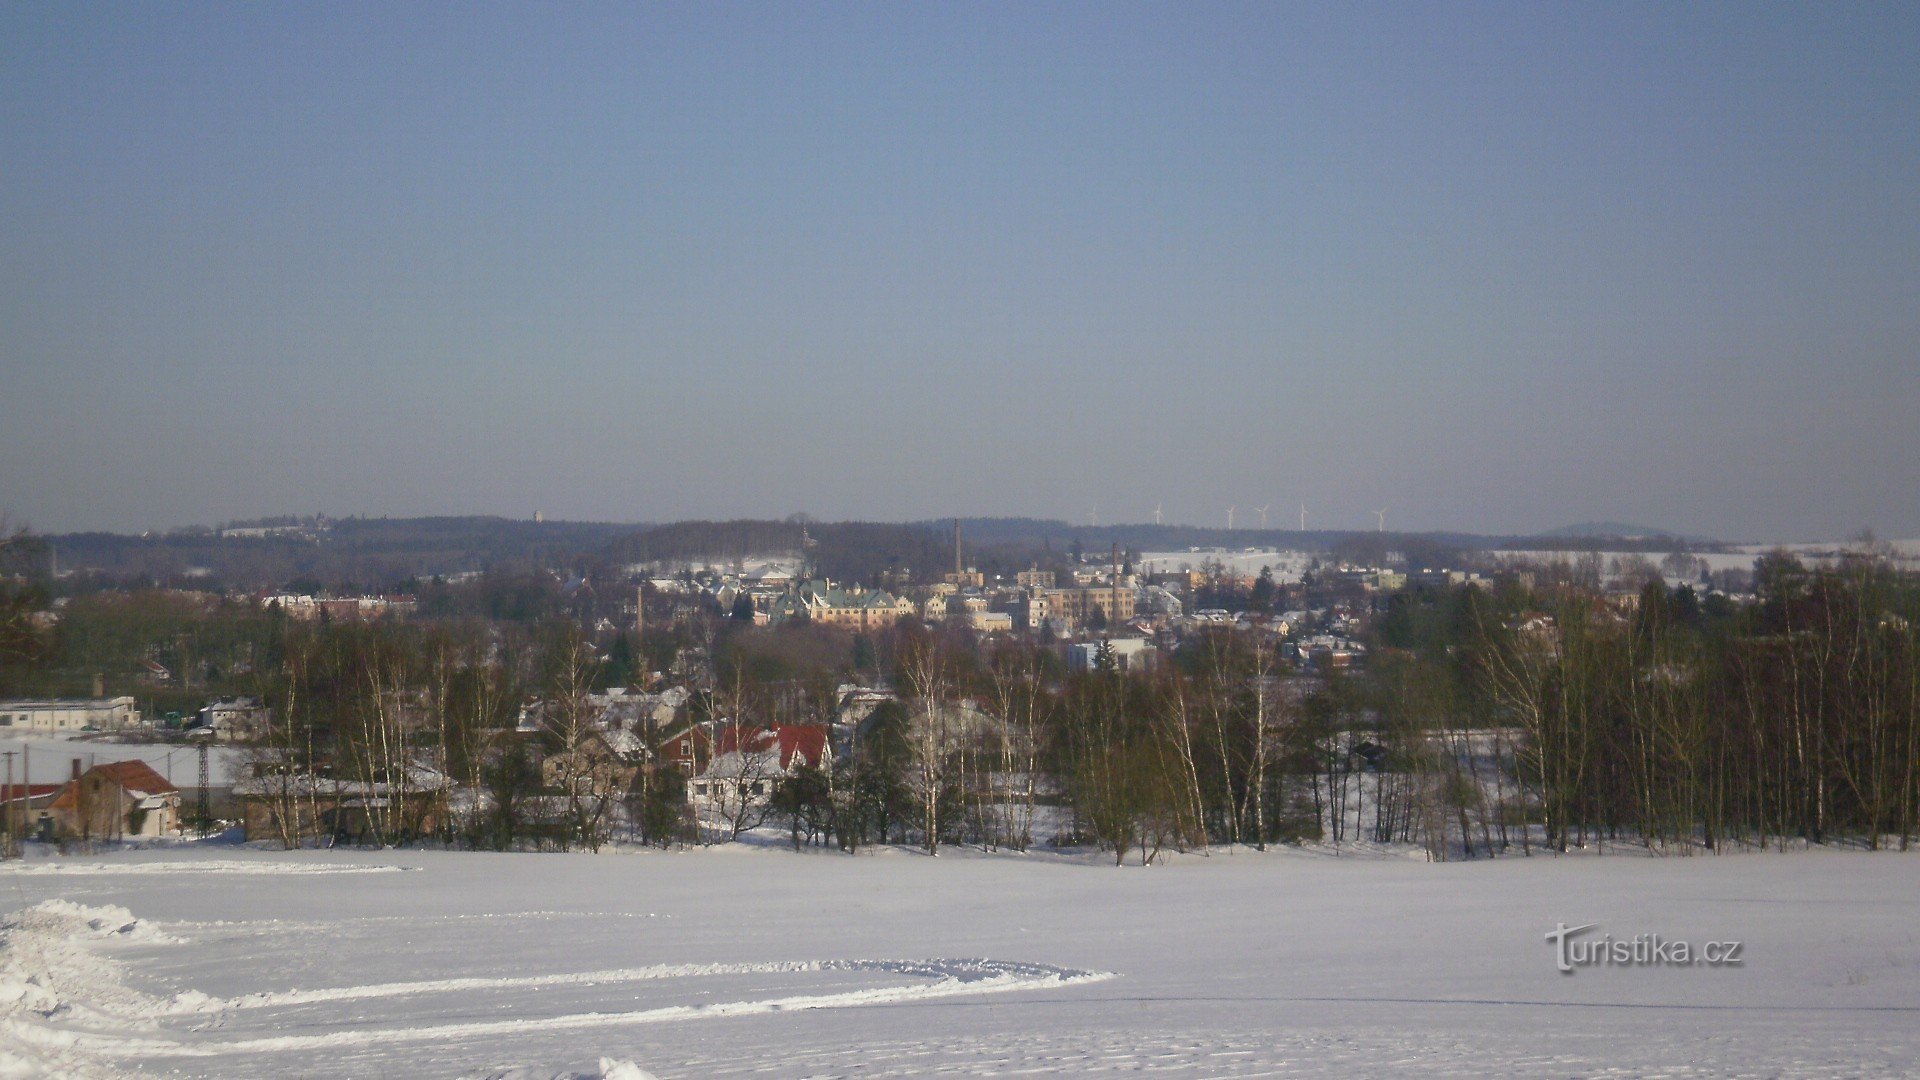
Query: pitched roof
xmin=0 ymin=784 xmax=61 ymax=804
xmin=87 ymin=760 xmax=178 ymax=794
xmin=713 ymin=724 xmax=829 ymax=771
xmin=48 ymin=760 xmax=179 ymax=809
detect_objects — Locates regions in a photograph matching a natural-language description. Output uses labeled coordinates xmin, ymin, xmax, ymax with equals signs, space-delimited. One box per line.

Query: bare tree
xmin=894 ymin=625 xmax=956 ymax=854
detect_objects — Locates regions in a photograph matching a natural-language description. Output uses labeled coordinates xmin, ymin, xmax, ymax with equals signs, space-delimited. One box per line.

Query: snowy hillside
xmin=2 ymin=845 xmax=1917 ymax=1077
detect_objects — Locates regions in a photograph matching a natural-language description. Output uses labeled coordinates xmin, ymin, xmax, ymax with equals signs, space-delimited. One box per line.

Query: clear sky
xmin=3 ymin=3 xmax=1916 ymax=541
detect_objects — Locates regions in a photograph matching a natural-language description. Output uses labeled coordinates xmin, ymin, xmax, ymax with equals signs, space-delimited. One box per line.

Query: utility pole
xmin=3 ymin=750 xmax=15 ymax=857
xmin=197 ymin=740 xmax=211 ymax=834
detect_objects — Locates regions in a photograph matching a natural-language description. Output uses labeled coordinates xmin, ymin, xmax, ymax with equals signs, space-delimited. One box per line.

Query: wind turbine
xmin=1374 ymin=508 xmax=1387 ymax=532
xmin=1152 ymin=503 xmax=1164 ymax=526
xmin=1226 ymin=506 xmax=1236 ymax=530
xmin=1256 ymin=505 xmax=1271 ymax=530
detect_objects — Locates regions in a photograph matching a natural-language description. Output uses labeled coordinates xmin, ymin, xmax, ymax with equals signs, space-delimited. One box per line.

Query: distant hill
xmin=43 ymin=512 xmax=1740 ymax=592
xmin=1540 ymin=522 xmax=1689 ymax=541
xmin=1499 ymin=522 xmax=1722 ymax=553
xmin=932 ymin=517 xmax=1500 ymax=553
xmin=44 ymin=516 xmax=645 ymax=590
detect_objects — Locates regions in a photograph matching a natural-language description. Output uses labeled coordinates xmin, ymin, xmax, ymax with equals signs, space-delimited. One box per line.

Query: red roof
xmin=715 ymin=725 xmax=828 ymax=771
xmin=47 ymin=761 xmax=179 ymax=809
xmin=91 ymin=760 xmax=180 ymax=794
xmin=0 ymin=784 xmax=61 ymax=803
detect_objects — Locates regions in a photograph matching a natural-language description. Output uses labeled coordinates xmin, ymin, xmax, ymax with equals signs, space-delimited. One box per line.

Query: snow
xmin=0 ymin=736 xmax=246 ymax=788
xmin=1137 ymin=550 xmax=1310 ymax=582
xmin=1 ymin=843 xmax=1917 ymax=1077
xmin=1494 ymin=549 xmax=1767 ymax=576
xmin=1497 ymin=539 xmax=1920 ymax=580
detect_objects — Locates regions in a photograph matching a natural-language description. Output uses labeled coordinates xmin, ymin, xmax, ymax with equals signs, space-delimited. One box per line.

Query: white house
xmin=688 ymin=726 xmax=829 ymax=811
xmin=196 ymin=697 xmax=270 ymax=741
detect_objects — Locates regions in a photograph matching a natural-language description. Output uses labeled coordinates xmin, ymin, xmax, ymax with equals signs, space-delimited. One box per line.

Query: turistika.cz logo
xmin=1545 ymin=922 xmax=1744 ymax=974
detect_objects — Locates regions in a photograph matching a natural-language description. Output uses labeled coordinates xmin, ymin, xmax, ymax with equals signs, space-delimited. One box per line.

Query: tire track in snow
xmin=153 ymin=959 xmax=1115 ymax=1056
xmin=169 ymin=959 xmax=839 ymax=1013
xmin=4 ymin=898 xmax=1115 ymax=1069
xmin=162 ymin=910 xmax=668 ymax=939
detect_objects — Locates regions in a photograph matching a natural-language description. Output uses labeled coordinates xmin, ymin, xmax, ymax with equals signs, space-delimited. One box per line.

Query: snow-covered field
xmin=1494 ymin=539 xmax=1920 ymax=580
xmin=0 ymin=735 xmax=247 ymax=788
xmin=1137 ymin=550 xmax=1310 ymax=582
xmin=3 ymin=843 xmax=1918 ymax=1078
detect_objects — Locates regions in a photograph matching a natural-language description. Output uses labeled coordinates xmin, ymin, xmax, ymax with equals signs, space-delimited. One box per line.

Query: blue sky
xmin=3 ymin=3 xmax=1916 ymax=539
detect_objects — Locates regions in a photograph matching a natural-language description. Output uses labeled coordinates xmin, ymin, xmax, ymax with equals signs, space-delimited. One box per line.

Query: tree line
xmin=8 ymin=517 xmax=1917 ymax=861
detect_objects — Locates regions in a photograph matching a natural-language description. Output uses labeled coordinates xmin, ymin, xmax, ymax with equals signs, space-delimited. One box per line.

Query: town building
xmin=0 ymin=698 xmax=141 ymax=732
xmin=1038 ymin=585 xmax=1137 ymax=629
xmin=763 ymin=582 xmax=914 ymax=629
xmin=1066 ymin=637 xmax=1156 ymax=673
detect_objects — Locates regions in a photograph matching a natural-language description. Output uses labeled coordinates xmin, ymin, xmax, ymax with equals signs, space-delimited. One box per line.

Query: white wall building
xmin=1066 ymin=638 xmax=1156 ymax=673
xmin=0 ymin=698 xmax=142 ymax=732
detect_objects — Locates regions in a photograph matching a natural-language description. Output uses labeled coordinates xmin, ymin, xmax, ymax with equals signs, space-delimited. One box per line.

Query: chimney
xmin=71 ymin=758 xmax=83 ymax=781
xmin=954 ymin=519 xmax=963 ymax=577
xmin=91 ymin=673 xmax=104 ymax=698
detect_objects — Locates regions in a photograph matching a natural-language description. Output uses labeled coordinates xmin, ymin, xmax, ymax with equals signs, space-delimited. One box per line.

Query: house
xmin=517 ymin=686 xmax=690 ymax=763
xmin=196 ymin=697 xmax=271 ymax=741
xmin=655 ymin=721 xmax=712 ymax=776
xmin=45 ymin=760 xmax=180 ymax=841
xmin=688 ymin=725 xmax=828 ymax=810
xmin=234 ymin=762 xmax=452 ymax=844
xmin=836 ymin=684 xmax=896 ymax=729
xmin=0 ymin=784 xmax=62 ymax=843
xmin=541 ymin=731 xmax=640 ymax=798
xmin=0 ymin=784 xmax=61 ymax=811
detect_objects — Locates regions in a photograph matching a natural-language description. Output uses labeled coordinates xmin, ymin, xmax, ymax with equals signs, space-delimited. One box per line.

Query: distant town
xmin=0 ymin=515 xmax=1915 ymax=861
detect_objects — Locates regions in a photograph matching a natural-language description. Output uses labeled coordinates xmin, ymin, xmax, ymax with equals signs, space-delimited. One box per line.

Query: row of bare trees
xmin=247 ymin=619 xmax=689 ymax=851
xmin=98 ymin=548 xmax=1920 ymax=861
xmin=837 ymin=623 xmax=1322 ymax=863
xmin=869 ymin=554 xmax=1920 ymax=862
xmin=1452 ymin=554 xmax=1920 ymax=854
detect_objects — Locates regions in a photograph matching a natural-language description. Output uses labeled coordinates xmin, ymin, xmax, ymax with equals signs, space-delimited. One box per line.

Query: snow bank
xmin=0 ymin=859 xmax=412 ymax=876
xmin=481 ymin=1057 xmax=660 ymax=1080
xmin=0 ymin=900 xmax=178 ymax=1078
xmin=589 ymin=1061 xmax=657 ymax=1080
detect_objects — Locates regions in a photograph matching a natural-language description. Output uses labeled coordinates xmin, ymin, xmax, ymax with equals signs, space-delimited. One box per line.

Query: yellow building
xmin=1039 ymin=586 xmax=1136 ymax=629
